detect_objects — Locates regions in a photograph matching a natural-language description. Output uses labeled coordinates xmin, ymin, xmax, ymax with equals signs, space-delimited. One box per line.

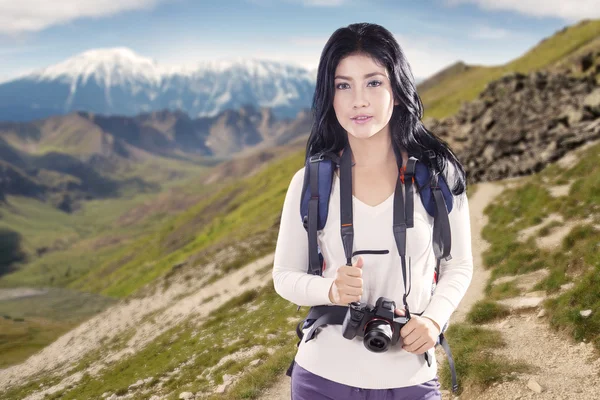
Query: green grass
xmin=438 ymin=141 xmax=600 ymax=394
xmin=0 ymin=282 xmax=304 ymax=400
xmin=438 ymin=324 xmax=531 ymax=394
xmin=485 ymin=280 xmax=521 ymax=300
xmin=480 ymin=140 xmax=600 ymax=352
xmin=466 ymin=300 xmax=511 ymax=324
xmin=420 ymin=19 xmax=600 ymax=119
xmin=0 ymin=287 xmax=117 ymax=369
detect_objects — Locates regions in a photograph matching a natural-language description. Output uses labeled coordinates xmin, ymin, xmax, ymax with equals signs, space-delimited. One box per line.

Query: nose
xmin=352 ymin=86 xmax=369 ymax=109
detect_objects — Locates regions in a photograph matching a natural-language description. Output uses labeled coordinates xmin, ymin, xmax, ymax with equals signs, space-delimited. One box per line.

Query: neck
xmin=346 ymin=130 xmax=396 ymax=168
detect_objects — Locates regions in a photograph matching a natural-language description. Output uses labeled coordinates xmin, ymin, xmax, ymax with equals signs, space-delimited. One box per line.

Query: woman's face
xmin=333 ymin=53 xmax=399 ymax=140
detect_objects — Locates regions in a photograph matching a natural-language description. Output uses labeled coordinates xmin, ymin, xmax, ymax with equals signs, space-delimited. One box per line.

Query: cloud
xmin=444 ymin=0 xmax=600 ymax=21
xmin=246 ymin=0 xmax=347 ymax=6
xmin=297 ymin=0 xmax=346 ymax=6
xmin=0 ymin=45 xmax=43 ymax=55
xmin=286 ymin=32 xmax=511 ymax=78
xmin=289 ymin=36 xmax=329 ymax=47
xmin=469 ymin=25 xmax=511 ymax=39
xmin=0 ymin=0 xmax=166 ymax=35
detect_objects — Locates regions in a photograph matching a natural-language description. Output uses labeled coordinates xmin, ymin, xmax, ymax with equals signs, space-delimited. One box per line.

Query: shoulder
xmin=285 ymin=166 xmax=306 ymax=195
xmin=292 ymin=166 xmax=306 ymax=185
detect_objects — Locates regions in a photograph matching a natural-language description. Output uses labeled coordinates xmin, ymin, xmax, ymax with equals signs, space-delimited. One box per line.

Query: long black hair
xmin=305 ymin=22 xmax=467 ymax=197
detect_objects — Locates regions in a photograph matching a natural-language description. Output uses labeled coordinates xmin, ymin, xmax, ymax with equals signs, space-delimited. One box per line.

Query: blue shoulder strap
xmin=300 ymin=153 xmax=454 ymax=228
xmin=413 ymin=159 xmax=453 ymax=214
xmin=300 ymin=153 xmax=336 ymax=231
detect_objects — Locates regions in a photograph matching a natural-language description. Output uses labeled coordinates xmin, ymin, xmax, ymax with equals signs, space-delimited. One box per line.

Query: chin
xmin=347 ymin=127 xmax=381 ymax=139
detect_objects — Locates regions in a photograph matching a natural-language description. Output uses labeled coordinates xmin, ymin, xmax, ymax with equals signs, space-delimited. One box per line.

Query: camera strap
xmin=338 ymin=142 xmax=413 ymax=316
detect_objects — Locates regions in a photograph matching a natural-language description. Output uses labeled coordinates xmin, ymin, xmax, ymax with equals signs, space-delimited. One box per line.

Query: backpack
xmin=285 ymin=143 xmax=460 ymax=393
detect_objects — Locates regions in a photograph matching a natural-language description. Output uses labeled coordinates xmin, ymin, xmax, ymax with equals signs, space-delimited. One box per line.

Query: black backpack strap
xmin=432 ymin=181 xmax=452 ymax=262
xmin=307 ymin=154 xmax=323 ymax=276
xmin=404 ymin=158 xmax=417 ymax=228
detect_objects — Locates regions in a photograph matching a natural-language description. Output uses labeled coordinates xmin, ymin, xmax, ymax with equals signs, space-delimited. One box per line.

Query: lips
xmin=351 ymin=115 xmax=372 ymax=120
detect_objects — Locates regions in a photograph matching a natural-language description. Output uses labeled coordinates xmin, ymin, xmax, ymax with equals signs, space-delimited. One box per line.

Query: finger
xmin=345 ymin=278 xmax=363 ymax=288
xmin=342 ymin=285 xmax=362 ymax=296
xmin=353 ymin=256 xmax=363 ymax=268
xmin=345 ymin=267 xmax=362 ymax=278
xmin=394 ymin=308 xmax=406 ymax=317
xmin=400 ymin=322 xmax=416 ymax=339
xmin=404 ymin=337 xmax=428 ymax=353
xmin=413 ymin=342 xmax=432 ymax=355
xmin=402 ymin=327 xmax=423 ymax=346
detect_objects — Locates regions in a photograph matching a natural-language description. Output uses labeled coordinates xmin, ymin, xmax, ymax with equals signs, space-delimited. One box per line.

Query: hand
xmin=394 ymin=309 xmax=440 ymax=355
xmin=328 ymin=256 xmax=364 ymax=305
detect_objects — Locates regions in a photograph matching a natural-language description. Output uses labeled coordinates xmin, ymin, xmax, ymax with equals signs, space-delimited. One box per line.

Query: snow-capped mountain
xmin=0 ymin=47 xmax=317 ymax=122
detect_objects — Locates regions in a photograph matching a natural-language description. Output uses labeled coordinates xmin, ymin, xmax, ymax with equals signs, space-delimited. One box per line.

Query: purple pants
xmin=290 ymin=361 xmax=442 ymax=400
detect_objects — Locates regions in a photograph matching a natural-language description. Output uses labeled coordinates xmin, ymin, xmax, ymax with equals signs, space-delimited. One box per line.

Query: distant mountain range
xmin=0 ymin=48 xmax=318 ymax=122
xmin=0 ymin=105 xmax=313 ymax=211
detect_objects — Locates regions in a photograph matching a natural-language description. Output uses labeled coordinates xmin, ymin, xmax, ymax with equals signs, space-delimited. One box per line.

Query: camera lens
xmin=363 ymin=320 xmax=393 ymax=353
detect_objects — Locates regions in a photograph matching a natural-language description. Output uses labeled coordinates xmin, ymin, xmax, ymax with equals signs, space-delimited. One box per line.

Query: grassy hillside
xmin=419 ymin=19 xmax=600 ymax=119
xmin=478 ymin=141 xmax=600 ymax=347
xmin=4 ymin=139 xmax=598 ymax=398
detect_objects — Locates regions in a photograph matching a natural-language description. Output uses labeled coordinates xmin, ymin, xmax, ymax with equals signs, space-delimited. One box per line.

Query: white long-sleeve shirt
xmin=272 ymin=161 xmax=473 ymax=389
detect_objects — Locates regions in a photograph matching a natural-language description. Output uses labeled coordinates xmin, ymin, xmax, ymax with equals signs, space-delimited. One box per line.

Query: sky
xmin=0 ymin=0 xmax=598 ymax=83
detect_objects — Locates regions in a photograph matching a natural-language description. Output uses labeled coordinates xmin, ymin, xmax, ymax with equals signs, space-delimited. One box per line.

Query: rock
xmin=107 ymin=395 xmax=118 ymax=400
xmin=101 ymin=393 xmax=110 ymax=399
xmin=583 ymin=89 xmax=600 ymax=115
xmin=441 ymin=68 xmax=600 ymax=185
xmin=580 ymin=309 xmax=592 ymax=318
xmin=498 ymin=296 xmax=544 ymax=311
xmin=179 ymin=392 xmax=194 ymax=399
xmin=498 ymin=319 xmax=512 ymax=329
xmin=492 ymin=276 xmax=517 ymax=285
xmin=524 ymin=290 xmax=546 ymax=298
xmin=129 ymin=379 xmax=144 ymax=389
xmin=560 ymin=282 xmax=575 ymax=291
xmin=149 ymin=396 xmax=160 ymax=400
xmin=215 ymin=374 xmax=235 ymax=394
xmin=559 ymin=105 xmax=584 ymax=126
xmin=537 ymin=309 xmax=546 ymax=318
xmin=527 ymin=378 xmax=543 ymax=393
xmin=249 ymin=359 xmax=261 ymax=366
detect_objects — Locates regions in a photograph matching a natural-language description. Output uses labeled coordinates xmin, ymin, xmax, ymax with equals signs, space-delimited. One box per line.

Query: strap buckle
xmin=309 ymin=153 xmax=325 ymax=163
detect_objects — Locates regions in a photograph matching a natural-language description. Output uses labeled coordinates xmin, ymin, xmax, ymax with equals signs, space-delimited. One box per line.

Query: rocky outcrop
xmin=425 ymin=68 xmax=600 ymax=183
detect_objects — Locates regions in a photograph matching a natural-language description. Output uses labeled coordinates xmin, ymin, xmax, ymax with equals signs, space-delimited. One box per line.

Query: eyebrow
xmin=334 ymin=72 xmax=386 ymax=80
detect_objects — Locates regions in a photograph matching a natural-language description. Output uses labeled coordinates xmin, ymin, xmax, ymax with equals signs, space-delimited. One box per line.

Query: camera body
xmin=341 ymin=296 xmax=410 ymax=352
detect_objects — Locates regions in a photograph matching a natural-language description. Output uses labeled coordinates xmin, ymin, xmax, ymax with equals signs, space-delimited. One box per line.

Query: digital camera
xmin=341 ymin=297 xmax=410 ymax=352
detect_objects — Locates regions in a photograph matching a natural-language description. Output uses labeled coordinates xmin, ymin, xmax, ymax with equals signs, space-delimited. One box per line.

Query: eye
xmin=335 ymin=80 xmax=382 ymax=90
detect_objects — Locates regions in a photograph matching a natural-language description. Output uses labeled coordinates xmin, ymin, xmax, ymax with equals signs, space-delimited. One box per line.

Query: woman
xmin=272 ymin=22 xmax=473 ymax=400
